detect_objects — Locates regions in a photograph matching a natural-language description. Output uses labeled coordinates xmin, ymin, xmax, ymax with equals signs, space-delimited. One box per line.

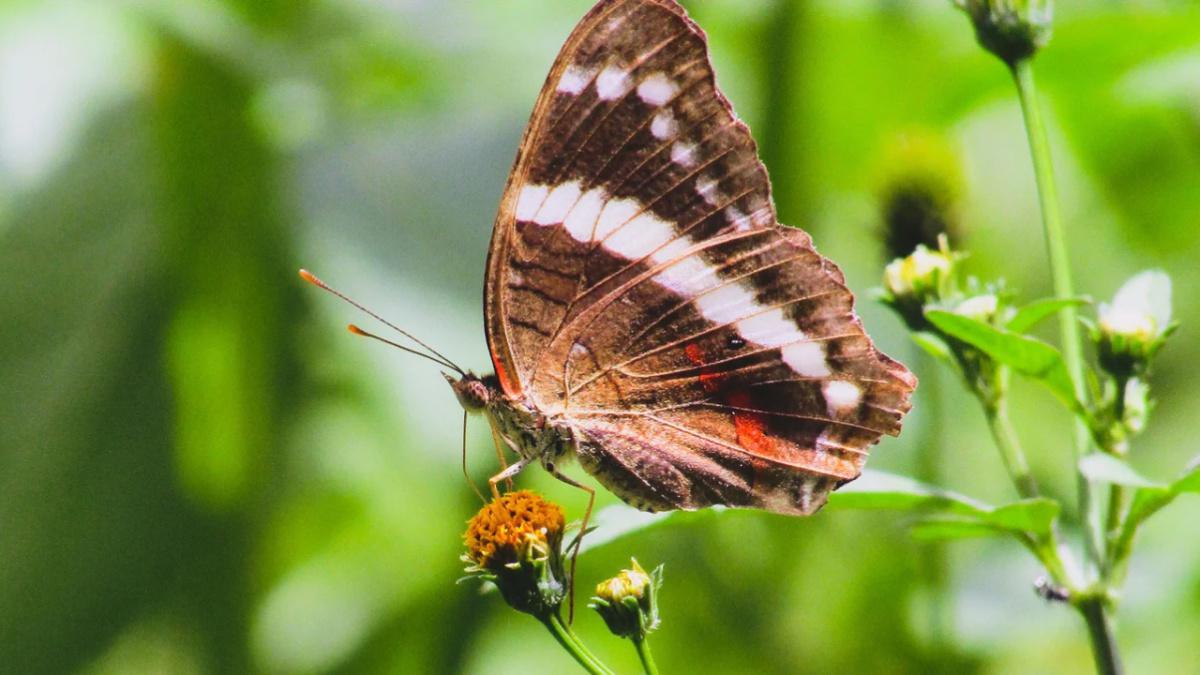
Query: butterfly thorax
xmin=449 ymin=372 xmax=575 ymax=469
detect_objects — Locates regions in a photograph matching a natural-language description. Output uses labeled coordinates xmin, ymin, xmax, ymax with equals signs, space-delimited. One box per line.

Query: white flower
xmin=1099 ymin=270 xmax=1172 ymax=340
xmin=884 ymin=245 xmax=953 ymax=299
xmin=954 ymin=294 xmax=999 ymax=322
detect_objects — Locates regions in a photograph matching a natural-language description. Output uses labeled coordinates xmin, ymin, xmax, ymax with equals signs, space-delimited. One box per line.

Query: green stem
xmin=542 ymin=614 xmax=614 ymax=675
xmin=633 ymin=637 xmax=661 ymax=675
xmin=1078 ymin=598 xmax=1124 ymax=675
xmin=1010 ymin=58 xmax=1103 ymax=567
xmin=984 ymin=395 xmax=1040 ymax=500
xmin=1011 ymin=56 xmax=1124 ymax=675
xmin=1103 ymin=482 xmax=1131 ymax=579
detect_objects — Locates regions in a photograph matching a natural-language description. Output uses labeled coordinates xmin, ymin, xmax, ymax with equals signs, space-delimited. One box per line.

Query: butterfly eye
xmin=726 ymin=336 xmax=746 ymax=350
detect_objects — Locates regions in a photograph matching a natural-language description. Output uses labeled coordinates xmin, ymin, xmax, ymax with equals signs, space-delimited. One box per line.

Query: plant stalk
xmin=984 ymin=396 xmax=1040 ymax=500
xmin=1079 ymin=598 xmax=1124 ymax=675
xmin=542 ymin=614 xmax=614 ymax=675
xmin=1011 ymin=56 xmax=1123 ymax=675
xmin=633 ymin=637 xmax=661 ymax=675
xmin=1010 ymin=58 xmax=1103 ymax=565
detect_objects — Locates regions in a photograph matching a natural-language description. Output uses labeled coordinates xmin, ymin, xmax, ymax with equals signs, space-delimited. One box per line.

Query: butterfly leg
xmin=545 ymin=463 xmax=595 ymax=624
xmin=488 ymin=455 xmax=533 ymax=499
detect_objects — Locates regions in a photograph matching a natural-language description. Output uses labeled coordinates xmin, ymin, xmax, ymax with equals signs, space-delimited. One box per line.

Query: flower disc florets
xmin=463 ymin=491 xmax=568 ymax=617
xmin=465 ymin=490 xmax=565 ymax=570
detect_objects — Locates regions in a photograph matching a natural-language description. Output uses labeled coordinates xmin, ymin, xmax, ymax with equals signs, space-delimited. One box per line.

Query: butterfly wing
xmin=485 ymin=0 xmax=915 ymax=514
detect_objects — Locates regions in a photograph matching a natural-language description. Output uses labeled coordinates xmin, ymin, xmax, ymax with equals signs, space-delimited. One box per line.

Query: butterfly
xmin=306 ymin=0 xmax=915 ymax=520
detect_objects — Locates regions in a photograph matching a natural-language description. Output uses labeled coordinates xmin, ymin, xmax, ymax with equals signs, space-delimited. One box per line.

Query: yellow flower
xmin=465 ymin=490 xmax=565 ymax=571
xmin=595 ymin=562 xmax=652 ymax=603
xmin=884 ymin=244 xmax=953 ymax=301
xmin=590 ymin=559 xmax=662 ymax=640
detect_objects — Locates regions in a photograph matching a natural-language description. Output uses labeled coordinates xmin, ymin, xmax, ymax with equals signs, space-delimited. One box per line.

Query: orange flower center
xmin=464 ymin=490 xmax=565 ymax=569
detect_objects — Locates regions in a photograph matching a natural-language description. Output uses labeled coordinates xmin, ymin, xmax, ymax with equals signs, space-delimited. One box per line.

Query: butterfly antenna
xmin=346 ymin=324 xmax=461 ymax=371
xmin=299 ymin=268 xmax=464 ymax=374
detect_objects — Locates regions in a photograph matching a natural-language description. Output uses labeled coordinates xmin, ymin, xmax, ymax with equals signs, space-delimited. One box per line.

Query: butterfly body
xmin=459 ymin=0 xmax=914 ymax=516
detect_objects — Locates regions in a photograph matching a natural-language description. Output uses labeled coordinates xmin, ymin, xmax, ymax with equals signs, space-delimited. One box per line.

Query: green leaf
xmin=1124 ymin=456 xmax=1200 ymax=530
xmin=1007 ymin=297 xmax=1090 ymax=334
xmin=983 ymin=498 xmax=1060 ymax=538
xmin=925 ymin=310 xmax=1081 ymax=412
xmin=910 ymin=517 xmax=1004 ymax=541
xmin=1177 ymin=456 xmax=1200 ymax=493
xmin=1078 ymin=453 xmax=1161 ymax=488
xmin=828 ymin=470 xmax=988 ymax=515
xmin=577 ymin=505 xmax=677 ymax=553
xmin=910 ymin=331 xmax=955 ymax=365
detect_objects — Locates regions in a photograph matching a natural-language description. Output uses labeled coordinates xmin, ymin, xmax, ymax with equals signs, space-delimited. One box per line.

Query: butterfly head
xmin=446 ymin=372 xmax=500 ymax=413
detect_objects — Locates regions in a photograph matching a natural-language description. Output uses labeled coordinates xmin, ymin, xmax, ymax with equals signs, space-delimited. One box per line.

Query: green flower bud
xmin=954 ymin=0 xmax=1053 ymax=65
xmin=589 ymin=559 xmax=662 ymax=641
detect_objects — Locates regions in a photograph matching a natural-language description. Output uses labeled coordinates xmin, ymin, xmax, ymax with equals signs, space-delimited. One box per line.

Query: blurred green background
xmin=2 ymin=0 xmax=1198 ymax=673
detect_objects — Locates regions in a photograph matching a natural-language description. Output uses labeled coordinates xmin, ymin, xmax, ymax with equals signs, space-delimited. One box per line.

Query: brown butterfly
xmin=306 ymin=0 xmax=914 ymax=523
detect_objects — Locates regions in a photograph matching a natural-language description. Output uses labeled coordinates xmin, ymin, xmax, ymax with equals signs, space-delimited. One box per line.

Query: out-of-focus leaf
xmin=577 ymin=504 xmax=675 ymax=554
xmin=1125 ymin=455 xmax=1200 ymax=528
xmin=909 ymin=499 xmax=1060 ymax=542
xmin=910 ymin=518 xmax=1003 ymax=541
xmin=983 ymin=499 xmax=1060 ymax=538
xmin=833 ymin=473 xmax=1060 ymax=540
xmin=1078 ymin=453 xmax=1161 ymax=488
xmin=1007 ymin=297 xmax=1091 ymax=333
xmin=910 ymin=330 xmax=956 ymax=366
xmin=926 ymin=310 xmax=1081 ymax=412
xmin=829 ymin=469 xmax=988 ymax=515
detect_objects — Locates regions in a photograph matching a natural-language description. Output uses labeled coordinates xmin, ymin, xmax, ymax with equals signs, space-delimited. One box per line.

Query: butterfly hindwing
xmin=485 ymin=0 xmax=915 ymax=514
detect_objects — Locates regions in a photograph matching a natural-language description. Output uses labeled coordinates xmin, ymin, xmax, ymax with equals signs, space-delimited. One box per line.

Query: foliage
xmin=2 ymin=1 xmax=1199 ymax=673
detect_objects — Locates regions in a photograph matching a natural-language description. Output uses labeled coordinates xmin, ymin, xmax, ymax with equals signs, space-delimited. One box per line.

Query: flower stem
xmin=542 ymin=614 xmax=614 ymax=675
xmin=984 ymin=396 xmax=1039 ymax=500
xmin=1079 ymin=597 xmax=1125 ymax=675
xmin=1011 ymin=56 xmax=1124 ymax=675
xmin=633 ymin=637 xmax=661 ymax=675
xmin=1010 ymin=57 xmax=1103 ymax=565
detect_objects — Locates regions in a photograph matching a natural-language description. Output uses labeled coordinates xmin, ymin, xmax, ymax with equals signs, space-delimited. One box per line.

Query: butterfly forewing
xmin=485 ymin=0 xmax=915 ymax=514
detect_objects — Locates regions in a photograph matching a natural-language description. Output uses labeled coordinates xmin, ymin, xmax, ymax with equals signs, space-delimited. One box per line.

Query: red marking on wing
xmin=685 ymin=344 xmax=721 ymax=393
xmin=490 ymin=349 xmax=521 ymax=396
xmin=684 ymin=343 xmax=779 ymax=459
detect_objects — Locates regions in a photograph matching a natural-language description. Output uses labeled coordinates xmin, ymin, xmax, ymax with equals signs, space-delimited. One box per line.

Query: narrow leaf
xmin=1176 ymin=456 xmax=1200 ymax=493
xmin=910 ymin=517 xmax=1003 ymax=541
xmin=1124 ymin=457 xmax=1200 ymax=530
xmin=1007 ymin=297 xmax=1090 ymax=333
xmin=829 ymin=469 xmax=988 ymax=515
xmin=983 ymin=498 xmax=1060 ymax=538
xmin=1078 ymin=453 xmax=1162 ymax=488
xmin=910 ymin=331 xmax=954 ymax=364
xmin=926 ymin=310 xmax=1080 ymax=411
